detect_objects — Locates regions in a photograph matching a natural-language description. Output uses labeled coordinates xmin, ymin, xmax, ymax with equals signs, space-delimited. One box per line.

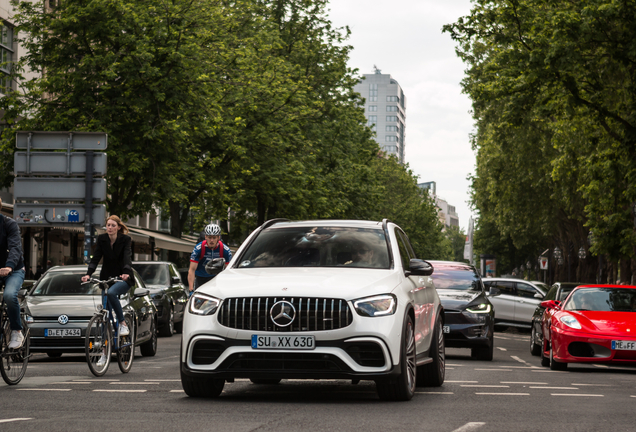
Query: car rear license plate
xmin=443 ymin=326 xmax=450 ymax=334
xmin=251 ymin=335 xmax=315 ymax=350
xmin=45 ymin=328 xmax=81 ymax=337
xmin=612 ymin=340 xmax=636 ymax=350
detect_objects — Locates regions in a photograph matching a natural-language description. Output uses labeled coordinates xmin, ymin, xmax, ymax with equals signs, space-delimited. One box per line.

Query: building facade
xmin=417 ymin=181 xmax=459 ymax=229
xmin=354 ymin=68 xmax=406 ymax=163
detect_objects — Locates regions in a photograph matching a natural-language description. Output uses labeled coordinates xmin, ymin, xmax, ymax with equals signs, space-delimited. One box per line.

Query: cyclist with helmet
xmin=188 ymin=224 xmax=232 ymax=294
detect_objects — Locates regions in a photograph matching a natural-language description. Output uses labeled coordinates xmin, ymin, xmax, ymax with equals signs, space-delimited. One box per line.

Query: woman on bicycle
xmin=81 ymin=215 xmax=134 ymax=338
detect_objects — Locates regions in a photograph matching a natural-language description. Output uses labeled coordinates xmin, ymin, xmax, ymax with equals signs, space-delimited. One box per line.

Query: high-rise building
xmin=417 ymin=181 xmax=460 ymax=228
xmin=354 ymin=67 xmax=406 ymax=163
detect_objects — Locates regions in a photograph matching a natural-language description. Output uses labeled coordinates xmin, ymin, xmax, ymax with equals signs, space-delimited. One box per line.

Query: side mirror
xmin=171 ymin=276 xmax=181 ymax=285
xmin=17 ymin=288 xmax=28 ymax=300
xmin=488 ymin=287 xmax=501 ymax=297
xmin=540 ymin=300 xmax=560 ymax=310
xmin=534 ymin=292 xmax=544 ymax=299
xmin=133 ymin=288 xmax=150 ymax=299
xmin=408 ymin=259 xmax=434 ymax=276
xmin=205 ymin=258 xmax=225 ymax=275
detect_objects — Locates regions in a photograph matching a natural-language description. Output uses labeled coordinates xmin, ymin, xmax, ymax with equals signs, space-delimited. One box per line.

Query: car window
xmin=493 ymin=281 xmax=515 ymax=295
xmin=431 ymin=266 xmax=482 ymax=291
xmin=394 ymin=230 xmax=412 ymax=270
xmin=543 ymin=286 xmax=558 ymax=302
xmin=516 ymin=283 xmax=541 ymax=299
xmin=169 ymin=264 xmax=180 ymax=280
xmin=563 ymin=288 xmax=636 ymax=312
xmin=558 ymin=286 xmax=576 ymax=301
xmin=133 ymin=273 xmax=146 ymax=294
xmin=133 ymin=263 xmax=170 ymax=285
xmin=236 ymin=226 xmax=390 ymax=269
xmin=31 ymin=272 xmax=100 ymax=296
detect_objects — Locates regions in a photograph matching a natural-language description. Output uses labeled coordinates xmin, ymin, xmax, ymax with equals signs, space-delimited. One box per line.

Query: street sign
xmin=14 ymin=177 xmax=107 ymax=201
xmin=14 ymin=152 xmax=107 ymax=176
xmin=14 ymin=204 xmax=106 ymax=226
xmin=16 ymin=131 xmax=108 ymax=150
xmin=539 ymin=256 xmax=549 ymax=270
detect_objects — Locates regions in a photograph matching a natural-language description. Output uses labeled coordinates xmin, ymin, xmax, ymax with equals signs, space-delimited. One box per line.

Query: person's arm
xmin=224 ymin=244 xmax=232 ymax=266
xmin=4 ymin=218 xmax=23 ymax=271
xmin=121 ymin=236 xmax=133 ymax=282
xmin=188 ymin=261 xmax=198 ymax=292
xmin=86 ymin=236 xmax=104 ymax=277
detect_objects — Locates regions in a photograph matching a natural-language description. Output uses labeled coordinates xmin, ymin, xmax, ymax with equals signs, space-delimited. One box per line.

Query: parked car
xmin=132 ymin=261 xmax=188 ymax=336
xmin=25 ymin=265 xmax=158 ymax=358
xmin=180 ymin=219 xmax=445 ymax=401
xmin=530 ymin=282 xmax=583 ymax=355
xmin=540 ymin=284 xmax=636 ymax=370
xmin=483 ymin=278 xmax=547 ymax=328
xmin=428 ymin=261 xmax=494 ymax=360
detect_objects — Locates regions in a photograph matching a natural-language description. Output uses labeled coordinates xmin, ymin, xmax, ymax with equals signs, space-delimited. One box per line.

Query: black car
xmin=25 ymin=265 xmax=158 ymax=358
xmin=132 ymin=261 xmax=188 ymax=336
xmin=529 ymin=282 xmax=583 ymax=356
xmin=428 ymin=261 xmax=495 ymax=360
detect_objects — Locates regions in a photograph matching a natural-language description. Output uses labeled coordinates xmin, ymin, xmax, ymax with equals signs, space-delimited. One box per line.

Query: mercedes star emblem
xmin=270 ymin=301 xmax=296 ymax=327
xmin=58 ymin=314 xmax=69 ymax=325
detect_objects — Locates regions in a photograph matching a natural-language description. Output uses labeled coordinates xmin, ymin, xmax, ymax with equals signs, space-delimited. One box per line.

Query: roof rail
xmin=381 ymin=218 xmax=391 ymax=231
xmin=260 ymin=218 xmax=290 ymax=230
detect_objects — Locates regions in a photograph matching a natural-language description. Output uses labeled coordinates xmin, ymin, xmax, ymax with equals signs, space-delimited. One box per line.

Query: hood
xmin=436 ymin=289 xmax=484 ymax=311
xmin=196 ymin=267 xmax=401 ymax=300
xmin=26 ymin=295 xmax=106 ymax=317
xmin=562 ymin=311 xmax=636 ymax=337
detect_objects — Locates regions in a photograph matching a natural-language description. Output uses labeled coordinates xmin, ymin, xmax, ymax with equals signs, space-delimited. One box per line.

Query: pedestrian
xmin=34 ymin=264 xmax=44 ymax=279
xmin=0 ymin=197 xmax=27 ymax=349
xmin=188 ymin=224 xmax=232 ymax=295
xmin=81 ymin=215 xmax=134 ymax=366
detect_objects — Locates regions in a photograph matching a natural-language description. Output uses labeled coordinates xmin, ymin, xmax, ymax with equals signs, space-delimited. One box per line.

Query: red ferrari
xmin=540 ymin=284 xmax=636 ymax=370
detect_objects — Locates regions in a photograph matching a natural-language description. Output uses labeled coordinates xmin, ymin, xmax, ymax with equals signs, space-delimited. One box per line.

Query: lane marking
xmin=594 ymin=364 xmax=609 ymax=368
xmin=170 ymin=390 xmax=185 ymax=393
xmin=572 ymin=383 xmax=613 ymax=387
xmin=446 ymin=367 xmax=455 ymax=370
xmin=451 ymin=422 xmax=486 ymax=432
xmin=446 ymin=380 xmax=478 ymax=383
xmin=0 ymin=418 xmax=33 ymax=424
xmin=446 ymin=364 xmax=464 ymax=367
xmin=501 ymin=382 xmax=548 ymax=385
xmin=110 ymin=382 xmax=160 ymax=385
xmin=511 ymin=355 xmax=531 ymax=366
xmin=475 ymin=392 xmax=529 ymax=396
xmin=93 ymin=389 xmax=147 ymax=393
xmin=74 ymin=379 xmax=119 ymax=382
xmin=49 ymin=382 xmax=92 ymax=385
xmin=496 ymin=347 xmax=507 ymax=351
xmin=631 ymin=395 xmax=636 ymax=398
xmin=145 ymin=379 xmax=181 ymax=382
xmin=17 ymin=388 xmax=71 ymax=392
xmin=507 ymin=366 xmax=539 ymax=369
xmin=494 ymin=336 xmax=511 ymax=340
xmin=461 ymin=385 xmax=510 ymax=388
xmin=475 ymin=369 xmax=512 ymax=371
xmin=551 ymin=393 xmax=604 ymax=397
xmin=530 ymin=386 xmax=579 ymax=390
xmin=415 ymin=391 xmax=454 ymax=394
xmin=532 ymin=370 xmax=565 ymax=373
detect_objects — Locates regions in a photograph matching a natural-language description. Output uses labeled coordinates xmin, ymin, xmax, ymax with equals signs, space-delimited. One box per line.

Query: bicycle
xmin=0 ymin=279 xmax=30 ymax=385
xmin=82 ymin=277 xmax=135 ymax=376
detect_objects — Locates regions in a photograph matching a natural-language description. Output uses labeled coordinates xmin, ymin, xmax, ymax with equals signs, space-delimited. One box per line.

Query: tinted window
xmin=432 ymin=267 xmax=482 ymax=291
xmin=237 ymin=226 xmax=390 ymax=269
xmin=395 ymin=230 xmax=412 ymax=270
xmin=563 ymin=288 xmax=636 ymax=312
xmin=558 ymin=286 xmax=576 ymax=301
xmin=493 ymin=281 xmax=515 ymax=295
xmin=31 ymin=272 xmax=100 ymax=296
xmin=517 ymin=283 xmax=541 ymax=299
xmin=133 ymin=263 xmax=170 ymax=285
xmin=543 ymin=286 xmax=558 ymax=302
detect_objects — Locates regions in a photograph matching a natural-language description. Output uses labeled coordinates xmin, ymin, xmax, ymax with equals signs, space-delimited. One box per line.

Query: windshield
xmin=431 ymin=267 xmax=482 ymax=291
xmin=563 ymin=288 xmax=636 ymax=312
xmin=237 ymin=226 xmax=390 ymax=269
xmin=31 ymin=272 xmax=100 ymax=296
xmin=533 ymin=282 xmax=549 ymax=293
xmin=133 ymin=264 xmax=170 ymax=285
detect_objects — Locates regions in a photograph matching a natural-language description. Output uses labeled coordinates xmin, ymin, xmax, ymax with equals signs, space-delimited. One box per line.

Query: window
xmin=385 ymin=136 xmax=398 ymax=142
xmin=386 ymin=125 xmax=398 ymax=132
xmin=384 ymin=145 xmax=398 ymax=154
xmin=394 ymin=229 xmax=411 ymax=270
xmin=386 ymin=96 xmax=399 ymax=102
xmin=386 ymin=106 xmax=398 ymax=112
xmin=369 ymin=84 xmax=378 ymax=102
xmin=367 ymin=115 xmax=377 ymax=131
xmin=516 ymin=283 xmax=541 ymax=299
xmin=386 ymin=116 xmax=397 ymax=122
xmin=368 ymin=105 xmax=377 ymax=112
xmin=0 ymin=23 xmax=13 ymax=93
xmin=493 ymin=281 xmax=515 ymax=295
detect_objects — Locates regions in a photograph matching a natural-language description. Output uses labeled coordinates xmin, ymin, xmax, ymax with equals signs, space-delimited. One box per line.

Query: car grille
xmin=219 ymin=352 xmax=351 ymax=372
xmin=191 ymin=340 xmax=226 ymax=365
xmin=344 ymin=342 xmax=385 ymax=367
xmin=30 ymin=337 xmax=85 ymax=348
xmin=218 ymin=297 xmax=353 ymax=332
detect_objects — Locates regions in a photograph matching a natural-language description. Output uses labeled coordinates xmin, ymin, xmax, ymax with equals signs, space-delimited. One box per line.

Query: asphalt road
xmin=2 ymin=328 xmax=636 ymax=432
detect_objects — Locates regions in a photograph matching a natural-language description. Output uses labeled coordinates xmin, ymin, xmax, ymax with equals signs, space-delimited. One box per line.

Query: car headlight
xmin=559 ymin=314 xmax=581 ymax=329
xmin=189 ymin=293 xmax=221 ymax=316
xmin=465 ymin=303 xmax=492 ymax=314
xmin=25 ymin=315 xmax=34 ymax=324
xmin=353 ymin=294 xmax=397 ymax=317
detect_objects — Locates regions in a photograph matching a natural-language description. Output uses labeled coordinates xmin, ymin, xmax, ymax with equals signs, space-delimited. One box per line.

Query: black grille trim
xmin=192 ymin=340 xmax=226 ymax=365
xmin=218 ymin=297 xmax=353 ymax=332
xmin=344 ymin=342 xmax=386 ymax=367
xmin=219 ymin=352 xmax=351 ymax=372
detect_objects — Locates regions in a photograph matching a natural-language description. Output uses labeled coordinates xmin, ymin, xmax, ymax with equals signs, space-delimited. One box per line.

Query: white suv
xmin=180 ymin=219 xmax=445 ymax=401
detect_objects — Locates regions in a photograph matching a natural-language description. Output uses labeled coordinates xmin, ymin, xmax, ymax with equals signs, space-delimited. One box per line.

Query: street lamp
xmin=578 ymin=247 xmax=586 ymax=260
xmin=554 ymin=247 xmax=562 ymax=260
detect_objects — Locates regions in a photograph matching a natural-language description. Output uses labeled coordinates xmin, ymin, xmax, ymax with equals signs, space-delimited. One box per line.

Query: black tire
xmin=159 ymin=305 xmax=175 ymax=337
xmin=540 ymin=339 xmax=550 ymax=367
xmin=471 ymin=334 xmax=494 ymax=361
xmin=47 ymin=352 xmax=63 ymax=358
xmin=376 ymin=314 xmax=416 ymax=401
xmin=180 ymin=360 xmax=224 ymax=398
xmin=174 ymin=316 xmax=183 ymax=334
xmin=139 ymin=317 xmax=158 ymax=357
xmin=117 ymin=316 xmax=135 ymax=373
xmin=0 ymin=316 xmax=30 ymax=385
xmin=85 ymin=313 xmax=112 ymax=377
xmin=494 ymin=325 xmax=508 ymax=332
xmin=549 ymin=345 xmax=567 ymax=371
xmin=417 ymin=317 xmax=445 ymax=387
xmin=530 ymin=325 xmax=542 ymax=356
xmin=250 ymin=378 xmax=281 ymax=385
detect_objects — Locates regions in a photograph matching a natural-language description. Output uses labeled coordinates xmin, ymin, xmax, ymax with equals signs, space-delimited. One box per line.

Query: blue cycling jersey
xmin=190 ymin=240 xmax=232 ymax=278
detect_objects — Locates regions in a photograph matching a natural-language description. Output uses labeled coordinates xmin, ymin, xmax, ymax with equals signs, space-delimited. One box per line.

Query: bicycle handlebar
xmin=81 ymin=277 xmax=123 ymax=288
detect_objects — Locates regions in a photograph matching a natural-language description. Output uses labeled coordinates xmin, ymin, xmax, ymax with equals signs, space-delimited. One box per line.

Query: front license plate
xmin=443 ymin=326 xmax=450 ymax=334
xmin=612 ymin=340 xmax=636 ymax=350
xmin=251 ymin=335 xmax=315 ymax=350
xmin=45 ymin=328 xmax=81 ymax=337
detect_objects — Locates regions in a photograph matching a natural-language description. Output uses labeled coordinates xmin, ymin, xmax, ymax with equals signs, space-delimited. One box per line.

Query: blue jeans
xmin=2 ymin=269 xmax=25 ymax=331
xmin=105 ymin=281 xmax=130 ymax=323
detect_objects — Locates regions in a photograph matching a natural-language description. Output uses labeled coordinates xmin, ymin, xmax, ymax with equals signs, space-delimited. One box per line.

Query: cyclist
xmin=188 ymin=223 xmax=232 ymax=294
xmin=0 ymin=197 xmax=26 ymax=349
xmin=81 ymin=215 xmax=134 ymax=344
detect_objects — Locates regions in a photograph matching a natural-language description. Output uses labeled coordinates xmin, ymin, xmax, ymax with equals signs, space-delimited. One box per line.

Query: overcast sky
xmin=328 ymin=0 xmax=475 ymax=231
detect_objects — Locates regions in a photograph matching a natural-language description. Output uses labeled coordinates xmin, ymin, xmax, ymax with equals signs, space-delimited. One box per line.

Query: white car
xmin=180 ymin=219 xmax=445 ymax=401
xmin=483 ymin=278 xmax=548 ymax=328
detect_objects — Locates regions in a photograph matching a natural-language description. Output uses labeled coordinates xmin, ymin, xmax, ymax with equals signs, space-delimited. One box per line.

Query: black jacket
xmin=86 ymin=232 xmax=134 ymax=286
xmin=0 ymin=214 xmax=24 ymax=271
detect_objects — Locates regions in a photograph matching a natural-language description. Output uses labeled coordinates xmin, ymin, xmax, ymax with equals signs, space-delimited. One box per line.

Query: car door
xmin=514 ymin=282 xmax=544 ymax=324
xmin=169 ymin=263 xmax=188 ymax=320
xmin=487 ymin=280 xmax=516 ymax=321
xmin=131 ymin=273 xmax=153 ymax=342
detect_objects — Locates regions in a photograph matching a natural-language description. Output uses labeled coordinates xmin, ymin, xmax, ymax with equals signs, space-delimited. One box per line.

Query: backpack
xmin=199 ymin=240 xmax=224 ymax=262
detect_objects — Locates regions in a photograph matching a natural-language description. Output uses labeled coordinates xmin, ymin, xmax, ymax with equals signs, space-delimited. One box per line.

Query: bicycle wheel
xmin=117 ymin=315 xmax=135 ymax=373
xmin=85 ymin=313 xmax=112 ymax=377
xmin=0 ymin=315 xmax=30 ymax=385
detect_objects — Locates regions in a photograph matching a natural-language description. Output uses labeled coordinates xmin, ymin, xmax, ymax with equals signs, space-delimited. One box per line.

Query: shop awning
xmin=128 ymin=227 xmax=196 ymax=253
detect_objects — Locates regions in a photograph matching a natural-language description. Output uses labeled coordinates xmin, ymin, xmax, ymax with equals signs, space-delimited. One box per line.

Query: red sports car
xmin=540 ymin=284 xmax=636 ymax=370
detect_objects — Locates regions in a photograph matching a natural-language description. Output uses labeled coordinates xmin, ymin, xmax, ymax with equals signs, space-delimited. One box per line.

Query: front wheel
xmin=159 ymin=305 xmax=174 ymax=337
xmin=117 ymin=316 xmax=135 ymax=373
xmin=376 ymin=314 xmax=416 ymax=401
xmin=549 ymin=345 xmax=567 ymax=371
xmin=86 ymin=313 xmax=112 ymax=377
xmin=530 ymin=325 xmax=542 ymax=356
xmin=417 ymin=317 xmax=445 ymax=387
xmin=0 ymin=315 xmax=30 ymax=385
xmin=140 ymin=316 xmax=157 ymax=357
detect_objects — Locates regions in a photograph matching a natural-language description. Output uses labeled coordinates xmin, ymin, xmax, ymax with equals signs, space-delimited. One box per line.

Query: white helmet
xmin=204 ymin=223 xmax=222 ymax=236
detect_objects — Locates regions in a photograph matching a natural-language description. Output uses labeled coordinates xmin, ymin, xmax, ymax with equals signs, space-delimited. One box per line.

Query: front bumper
xmin=29 ymin=321 xmax=89 ymax=352
xmin=552 ymin=326 xmax=636 ymax=364
xmin=442 ymin=310 xmax=492 ymax=349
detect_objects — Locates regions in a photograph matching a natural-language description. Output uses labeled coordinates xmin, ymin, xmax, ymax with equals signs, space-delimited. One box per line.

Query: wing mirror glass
xmin=534 ymin=292 xmax=544 ymax=299
xmin=205 ymin=258 xmax=226 ymax=275
xmin=133 ymin=288 xmax=150 ymax=299
xmin=171 ymin=276 xmax=181 ymax=285
xmin=408 ymin=259 xmax=434 ymax=276
xmin=488 ymin=287 xmax=501 ymax=296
